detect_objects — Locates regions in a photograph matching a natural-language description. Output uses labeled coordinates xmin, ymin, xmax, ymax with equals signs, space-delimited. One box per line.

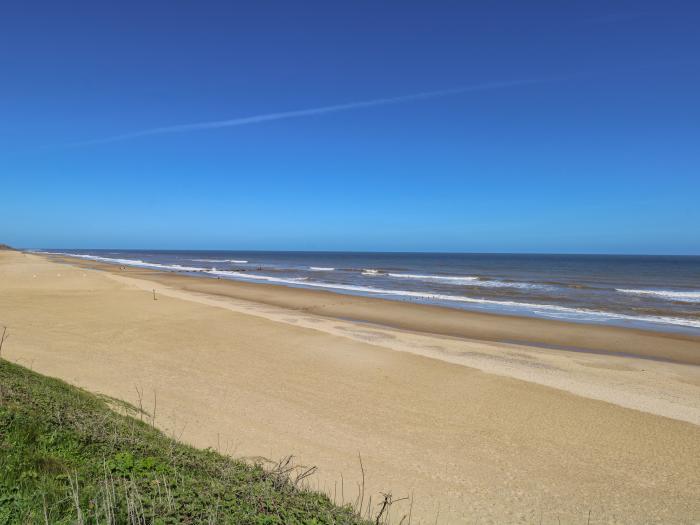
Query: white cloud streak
xmin=71 ymin=78 xmax=554 ymax=146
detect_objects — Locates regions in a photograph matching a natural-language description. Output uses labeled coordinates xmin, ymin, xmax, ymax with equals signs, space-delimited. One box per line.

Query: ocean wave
xmin=469 ymin=279 xmax=550 ymax=290
xmin=192 ymin=259 xmax=248 ymax=263
xmin=616 ymin=289 xmax=700 ymax=303
xmin=384 ymin=272 xmax=547 ymax=289
xmin=44 ymin=253 xmax=204 ymax=272
xmin=206 ymin=269 xmax=308 ymax=284
xmin=362 ymin=269 xmax=381 ymax=275
xmin=310 ymin=267 xmax=335 ymax=271
xmin=386 ymin=273 xmax=478 ymax=283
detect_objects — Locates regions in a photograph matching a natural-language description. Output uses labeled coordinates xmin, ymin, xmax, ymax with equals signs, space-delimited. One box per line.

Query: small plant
xmin=0 ymin=326 xmax=8 ymax=357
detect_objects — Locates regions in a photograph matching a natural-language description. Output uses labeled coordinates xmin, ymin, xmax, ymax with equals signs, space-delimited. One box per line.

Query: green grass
xmin=0 ymin=359 xmax=372 ymax=524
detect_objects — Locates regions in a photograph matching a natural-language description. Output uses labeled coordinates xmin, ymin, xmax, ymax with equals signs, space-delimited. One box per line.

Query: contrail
xmin=70 ymin=78 xmax=555 ymax=147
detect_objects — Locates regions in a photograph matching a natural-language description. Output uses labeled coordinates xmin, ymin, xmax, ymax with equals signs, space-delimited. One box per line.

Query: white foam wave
xmin=385 ymin=272 xmax=546 ymax=289
xmin=616 ymin=289 xmax=700 ymax=303
xmin=362 ymin=269 xmax=381 ymax=275
xmin=206 ymin=269 xmax=308 ymax=284
xmin=44 ymin=253 xmax=203 ymax=272
xmin=481 ymin=281 xmax=544 ymax=289
xmin=310 ymin=267 xmax=335 ymax=271
xmin=192 ymin=259 xmax=248 ymax=263
xmin=387 ymin=273 xmax=478 ymax=282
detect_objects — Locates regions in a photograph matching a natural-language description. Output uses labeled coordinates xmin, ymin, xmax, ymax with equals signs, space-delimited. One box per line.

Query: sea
xmin=38 ymin=250 xmax=700 ymax=334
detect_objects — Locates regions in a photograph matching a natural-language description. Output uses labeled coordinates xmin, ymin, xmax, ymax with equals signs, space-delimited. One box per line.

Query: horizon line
xmin=23 ymin=247 xmax=700 ymax=257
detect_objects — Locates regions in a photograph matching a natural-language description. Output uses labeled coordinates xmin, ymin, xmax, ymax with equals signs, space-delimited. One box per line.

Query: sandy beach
xmin=1 ymin=250 xmax=699 ymax=523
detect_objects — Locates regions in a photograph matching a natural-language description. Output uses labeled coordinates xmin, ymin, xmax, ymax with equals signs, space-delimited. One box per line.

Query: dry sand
xmin=1 ymin=250 xmax=699 ymax=523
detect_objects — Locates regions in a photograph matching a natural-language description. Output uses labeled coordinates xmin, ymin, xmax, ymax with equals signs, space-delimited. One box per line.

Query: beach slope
xmin=1 ymin=251 xmax=699 ymax=523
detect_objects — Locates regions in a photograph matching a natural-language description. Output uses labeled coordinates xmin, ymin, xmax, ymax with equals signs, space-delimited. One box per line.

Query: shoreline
xmin=31 ymin=250 xmax=700 ymax=337
xmin=35 ymin=251 xmax=700 ymax=336
xmin=46 ymin=253 xmax=700 ymax=366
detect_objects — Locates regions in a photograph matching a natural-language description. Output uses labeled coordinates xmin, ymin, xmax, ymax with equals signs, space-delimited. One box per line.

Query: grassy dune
xmin=0 ymin=359 xmax=372 ymax=524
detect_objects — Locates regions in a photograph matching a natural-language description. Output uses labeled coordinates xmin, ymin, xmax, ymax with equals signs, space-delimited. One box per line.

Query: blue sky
xmin=1 ymin=1 xmax=699 ymax=254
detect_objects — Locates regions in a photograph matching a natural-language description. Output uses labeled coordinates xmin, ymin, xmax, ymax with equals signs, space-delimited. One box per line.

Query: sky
xmin=1 ymin=1 xmax=699 ymax=254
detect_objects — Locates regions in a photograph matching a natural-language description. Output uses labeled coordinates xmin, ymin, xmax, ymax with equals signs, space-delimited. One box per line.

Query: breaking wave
xmin=375 ymin=272 xmax=549 ymax=289
xmin=616 ymin=289 xmax=700 ymax=303
xmin=192 ymin=259 xmax=248 ymax=263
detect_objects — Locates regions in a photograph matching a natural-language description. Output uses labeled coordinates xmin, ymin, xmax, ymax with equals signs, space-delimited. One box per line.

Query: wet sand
xmin=1 ymin=250 xmax=699 ymax=523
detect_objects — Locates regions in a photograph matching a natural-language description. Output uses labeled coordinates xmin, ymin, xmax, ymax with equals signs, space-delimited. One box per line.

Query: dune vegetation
xmin=0 ymin=358 xmax=376 ymax=524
